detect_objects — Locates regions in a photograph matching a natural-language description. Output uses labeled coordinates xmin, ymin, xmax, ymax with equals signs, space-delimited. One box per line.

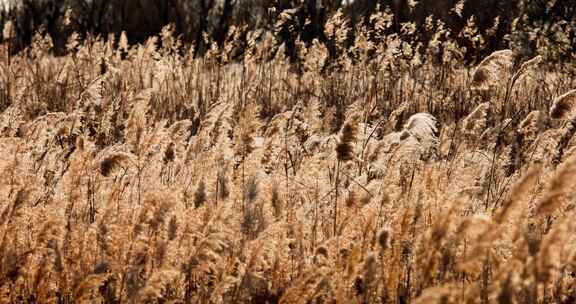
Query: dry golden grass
xmin=0 ymin=22 xmax=576 ymax=304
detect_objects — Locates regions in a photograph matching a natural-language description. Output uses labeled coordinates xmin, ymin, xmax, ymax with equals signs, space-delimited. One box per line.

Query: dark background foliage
xmin=0 ymin=0 xmax=574 ymax=61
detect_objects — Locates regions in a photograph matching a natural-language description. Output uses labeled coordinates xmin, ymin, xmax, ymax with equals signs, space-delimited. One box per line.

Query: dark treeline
xmin=0 ymin=0 xmax=575 ymax=61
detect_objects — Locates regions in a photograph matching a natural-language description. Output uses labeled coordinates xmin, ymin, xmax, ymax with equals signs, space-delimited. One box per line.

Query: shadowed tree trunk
xmin=194 ymin=0 xmax=215 ymax=57
xmin=214 ymin=0 xmax=235 ymax=47
xmin=166 ymin=0 xmax=184 ymax=38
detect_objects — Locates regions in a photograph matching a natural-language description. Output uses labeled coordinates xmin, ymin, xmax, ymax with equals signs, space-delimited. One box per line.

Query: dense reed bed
xmin=1 ymin=16 xmax=576 ymax=303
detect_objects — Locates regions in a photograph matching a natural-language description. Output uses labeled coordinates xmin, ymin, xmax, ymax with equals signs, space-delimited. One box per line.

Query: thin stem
xmin=333 ymin=159 xmax=340 ymax=238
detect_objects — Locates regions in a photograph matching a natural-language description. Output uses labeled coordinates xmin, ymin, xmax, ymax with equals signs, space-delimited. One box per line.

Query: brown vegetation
xmin=1 ymin=11 xmax=576 ymax=304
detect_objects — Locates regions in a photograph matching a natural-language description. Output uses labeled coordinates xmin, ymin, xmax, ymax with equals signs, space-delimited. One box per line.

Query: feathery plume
xmin=361 ymin=252 xmax=378 ymax=291
xmin=550 ymin=89 xmax=576 ymax=120
xmin=403 ymin=113 xmax=439 ymax=144
xmin=451 ymin=0 xmax=465 ymax=17
xmin=163 ymin=141 xmax=175 ymax=164
xmin=194 ymin=180 xmax=207 ymax=208
xmin=519 ymin=110 xmax=544 ymax=136
xmin=495 ymin=164 xmax=541 ymax=223
xmin=79 ymin=77 xmax=103 ymax=108
xmin=550 ymin=89 xmax=576 ymax=165
xmin=119 ymin=31 xmax=129 ymax=50
xmin=3 ymin=21 xmax=15 ymax=40
xmin=336 ymin=116 xmax=359 ymax=161
xmin=510 ymin=55 xmax=543 ymax=85
xmin=462 ymin=103 xmax=490 ymax=135
xmin=537 ymin=153 xmax=576 ymax=215
xmin=377 ymin=226 xmax=393 ymax=250
xmin=99 ymin=152 xmax=131 ymax=177
xmin=471 ymin=49 xmax=517 ymax=90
